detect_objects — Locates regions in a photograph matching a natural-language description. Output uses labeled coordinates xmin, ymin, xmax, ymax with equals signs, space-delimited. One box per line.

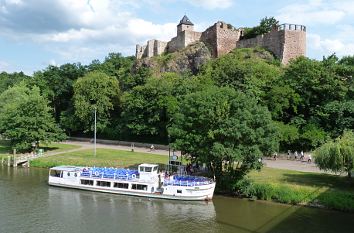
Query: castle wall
xmin=184 ymin=31 xmax=202 ymax=47
xmin=201 ymin=22 xmax=241 ymax=57
xmin=167 ymin=36 xmax=184 ymax=53
xmin=236 ymin=25 xmax=306 ymax=64
xmin=154 ymin=40 xmax=168 ymax=56
xmin=167 ymin=31 xmax=201 ymax=53
xmin=282 ymin=30 xmax=306 ymax=64
xmin=136 ymin=40 xmax=168 ymax=58
xmin=201 ymin=25 xmax=218 ymax=57
xmin=236 ymin=32 xmax=284 ymax=60
xmin=136 ymin=44 xmax=147 ymax=59
xmin=215 ymin=22 xmax=241 ymax=57
xmin=146 ymin=40 xmax=155 ymax=57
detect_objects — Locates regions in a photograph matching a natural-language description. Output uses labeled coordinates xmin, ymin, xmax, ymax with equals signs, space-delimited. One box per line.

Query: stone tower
xmin=177 ymin=15 xmax=194 ymax=35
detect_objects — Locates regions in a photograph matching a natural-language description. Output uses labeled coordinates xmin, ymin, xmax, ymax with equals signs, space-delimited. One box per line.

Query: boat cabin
xmin=49 ymin=166 xmax=79 ymax=178
xmin=138 ymin=164 xmax=159 ymax=180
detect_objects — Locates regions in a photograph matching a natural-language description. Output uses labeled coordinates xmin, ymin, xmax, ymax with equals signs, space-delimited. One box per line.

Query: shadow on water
xmin=213 ymin=192 xmax=354 ymax=233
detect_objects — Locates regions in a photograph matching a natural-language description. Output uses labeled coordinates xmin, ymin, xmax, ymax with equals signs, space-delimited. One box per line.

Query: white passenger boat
xmin=48 ymin=164 xmax=216 ymax=201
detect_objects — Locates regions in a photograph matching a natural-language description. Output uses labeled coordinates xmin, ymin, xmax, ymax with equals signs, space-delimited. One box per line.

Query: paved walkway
xmin=55 ymin=141 xmax=328 ymax=174
xmin=60 ymin=140 xmax=180 ymax=156
xmin=262 ymin=158 xmax=324 ymax=173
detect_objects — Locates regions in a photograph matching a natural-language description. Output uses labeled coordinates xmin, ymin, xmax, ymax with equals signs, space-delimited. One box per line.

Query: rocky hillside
xmin=134 ymin=42 xmax=212 ymax=76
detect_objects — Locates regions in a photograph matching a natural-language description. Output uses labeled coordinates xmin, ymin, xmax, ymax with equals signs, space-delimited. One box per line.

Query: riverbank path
xmin=55 ymin=141 xmax=327 ymax=173
xmin=58 ymin=140 xmax=180 ymax=156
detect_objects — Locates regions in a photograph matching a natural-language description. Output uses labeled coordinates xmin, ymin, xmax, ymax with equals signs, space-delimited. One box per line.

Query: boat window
xmin=145 ymin=167 xmax=152 ymax=172
xmin=177 ymin=190 xmax=182 ymax=194
xmin=97 ymin=181 xmax=111 ymax=187
xmin=131 ymin=184 xmax=147 ymax=191
xmin=139 ymin=167 xmax=145 ymax=172
xmin=113 ymin=183 xmax=129 ymax=189
xmin=153 ymin=166 xmax=158 ymax=172
xmin=81 ymin=179 xmax=94 ymax=186
xmin=67 ymin=172 xmax=70 ymax=176
xmin=50 ymin=170 xmax=62 ymax=178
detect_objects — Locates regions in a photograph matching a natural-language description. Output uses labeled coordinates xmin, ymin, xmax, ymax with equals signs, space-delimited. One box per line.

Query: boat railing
xmin=80 ymin=169 xmax=139 ymax=181
xmin=163 ymin=177 xmax=213 ymax=187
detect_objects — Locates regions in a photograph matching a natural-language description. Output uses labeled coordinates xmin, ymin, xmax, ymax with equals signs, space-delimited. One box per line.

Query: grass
xmin=0 ymin=140 xmax=80 ymax=160
xmin=39 ymin=143 xmax=80 ymax=153
xmin=30 ymin=148 xmax=169 ymax=168
xmin=247 ymin=167 xmax=354 ymax=212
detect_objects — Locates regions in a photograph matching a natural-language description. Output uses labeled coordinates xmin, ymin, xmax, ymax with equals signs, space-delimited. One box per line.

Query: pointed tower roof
xmin=178 ymin=15 xmax=194 ymax=26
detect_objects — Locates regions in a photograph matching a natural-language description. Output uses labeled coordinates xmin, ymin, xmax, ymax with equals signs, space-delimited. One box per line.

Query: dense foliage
xmin=73 ymin=71 xmax=120 ymax=132
xmin=169 ymin=87 xmax=278 ymax=190
xmin=0 ymin=83 xmax=66 ymax=150
xmin=314 ymin=131 xmax=354 ymax=177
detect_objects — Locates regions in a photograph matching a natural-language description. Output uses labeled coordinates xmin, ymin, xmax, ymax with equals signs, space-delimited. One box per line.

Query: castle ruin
xmin=136 ymin=16 xmax=306 ymax=64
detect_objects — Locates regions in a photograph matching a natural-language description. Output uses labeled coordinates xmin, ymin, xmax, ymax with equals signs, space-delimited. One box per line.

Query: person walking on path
xmin=273 ymin=152 xmax=278 ymax=160
xmin=150 ymin=144 xmax=155 ymax=152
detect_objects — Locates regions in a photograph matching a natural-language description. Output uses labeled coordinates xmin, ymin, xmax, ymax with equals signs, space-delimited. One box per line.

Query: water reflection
xmin=47 ymin=187 xmax=217 ymax=233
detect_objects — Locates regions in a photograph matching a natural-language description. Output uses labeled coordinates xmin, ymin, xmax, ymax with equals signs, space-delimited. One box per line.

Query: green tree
xmin=121 ymin=73 xmax=208 ymax=142
xmin=284 ymin=56 xmax=347 ymax=120
xmin=0 ymin=71 xmax=29 ymax=93
xmin=242 ymin=17 xmax=279 ymax=39
xmin=88 ymin=53 xmax=136 ymax=91
xmin=169 ymin=87 xmax=278 ymax=191
xmin=274 ymin=121 xmax=299 ymax=150
xmin=201 ymin=47 xmax=282 ymax=102
xmin=73 ymin=71 xmax=120 ymax=132
xmin=319 ymin=100 xmax=354 ymax=137
xmin=0 ymin=83 xmax=66 ymax=151
xmin=27 ymin=63 xmax=87 ymax=120
xmin=314 ymin=131 xmax=354 ymax=177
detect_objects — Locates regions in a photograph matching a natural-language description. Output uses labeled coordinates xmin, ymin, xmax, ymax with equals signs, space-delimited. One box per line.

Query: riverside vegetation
xmin=0 ymin=39 xmax=353 ymax=210
xmin=243 ymin=168 xmax=354 ymax=212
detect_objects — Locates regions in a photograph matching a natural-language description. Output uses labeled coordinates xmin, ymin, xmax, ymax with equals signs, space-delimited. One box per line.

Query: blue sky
xmin=0 ymin=0 xmax=353 ymax=74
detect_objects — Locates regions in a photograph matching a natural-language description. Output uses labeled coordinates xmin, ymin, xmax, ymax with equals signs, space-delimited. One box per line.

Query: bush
xmin=318 ymin=191 xmax=354 ymax=212
xmin=234 ymin=179 xmax=354 ymax=212
xmin=233 ymin=176 xmax=255 ymax=196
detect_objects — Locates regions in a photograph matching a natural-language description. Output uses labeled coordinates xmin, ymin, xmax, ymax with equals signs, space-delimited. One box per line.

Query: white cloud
xmin=186 ymin=0 xmax=233 ymax=9
xmin=0 ymin=0 xmax=180 ymax=63
xmin=308 ymin=32 xmax=354 ymax=57
xmin=49 ymin=59 xmax=57 ymax=66
xmin=0 ymin=60 xmax=10 ymax=71
xmin=276 ymin=0 xmax=354 ymax=26
xmin=276 ymin=1 xmax=346 ymax=25
xmin=128 ymin=19 xmax=176 ymax=41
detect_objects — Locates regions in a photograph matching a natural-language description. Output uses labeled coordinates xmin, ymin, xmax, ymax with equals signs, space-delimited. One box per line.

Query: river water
xmin=1 ymin=166 xmax=354 ymax=233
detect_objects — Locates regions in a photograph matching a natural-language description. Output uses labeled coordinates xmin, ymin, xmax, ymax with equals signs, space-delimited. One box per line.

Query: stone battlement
xmin=136 ymin=16 xmax=306 ymax=64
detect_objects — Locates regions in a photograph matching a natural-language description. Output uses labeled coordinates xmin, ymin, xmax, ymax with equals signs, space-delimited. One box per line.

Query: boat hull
xmin=48 ymin=181 xmax=215 ymax=201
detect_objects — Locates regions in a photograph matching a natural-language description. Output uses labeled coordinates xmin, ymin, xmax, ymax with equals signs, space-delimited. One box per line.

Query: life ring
xmin=83 ymin=168 xmax=87 ymax=172
xmin=132 ymin=174 xmax=136 ymax=179
xmin=94 ymin=171 xmax=100 ymax=176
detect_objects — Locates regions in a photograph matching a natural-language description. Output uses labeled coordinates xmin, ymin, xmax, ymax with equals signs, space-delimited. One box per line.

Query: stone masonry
xmin=136 ymin=16 xmax=306 ymax=64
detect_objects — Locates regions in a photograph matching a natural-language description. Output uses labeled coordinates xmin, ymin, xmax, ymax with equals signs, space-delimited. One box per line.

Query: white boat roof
xmin=139 ymin=164 xmax=158 ymax=167
xmin=50 ymin=166 xmax=81 ymax=172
